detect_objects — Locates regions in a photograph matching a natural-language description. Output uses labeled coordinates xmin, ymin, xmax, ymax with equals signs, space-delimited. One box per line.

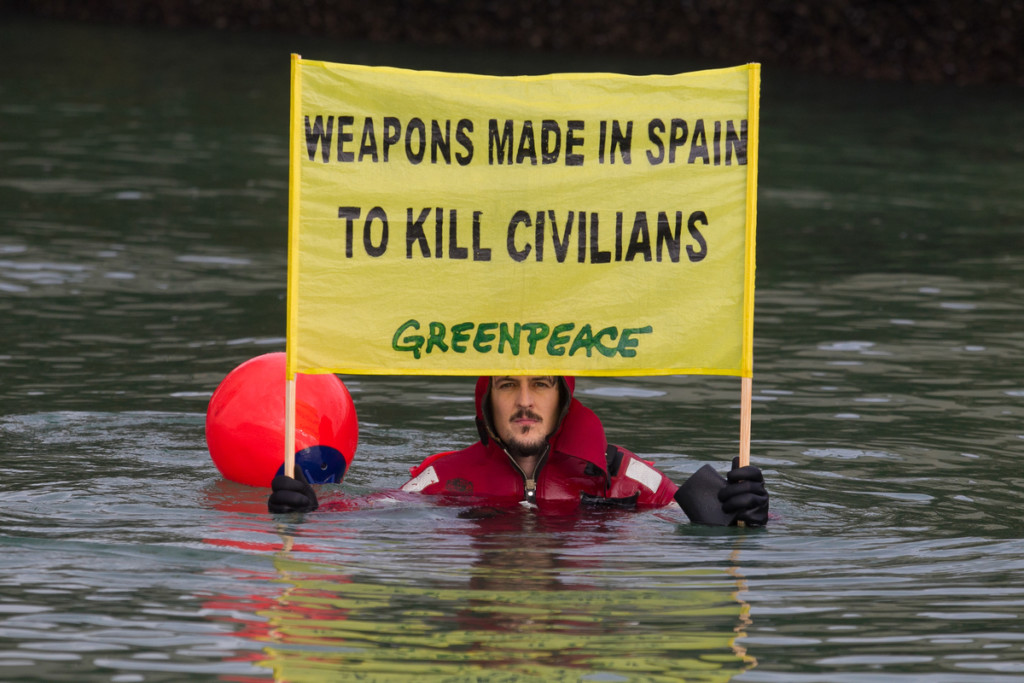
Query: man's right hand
xmin=268 ymin=466 xmax=319 ymax=514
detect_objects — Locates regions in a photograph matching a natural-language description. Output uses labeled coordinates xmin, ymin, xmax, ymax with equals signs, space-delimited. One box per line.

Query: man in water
xmin=270 ymin=375 xmax=769 ymax=525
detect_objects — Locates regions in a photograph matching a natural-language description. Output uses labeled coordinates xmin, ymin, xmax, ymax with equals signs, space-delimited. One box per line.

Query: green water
xmin=2 ymin=17 xmax=1024 ymax=683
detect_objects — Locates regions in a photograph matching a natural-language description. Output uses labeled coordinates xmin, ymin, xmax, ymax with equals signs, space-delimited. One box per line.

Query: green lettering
xmin=616 ymin=325 xmax=653 ymax=357
xmin=522 ymin=322 xmax=550 ymax=354
xmin=546 ymin=323 xmax=574 ymax=356
xmin=426 ymin=322 xmax=448 ymax=354
xmin=450 ymin=322 xmax=473 ymax=353
xmin=392 ymin=319 xmax=424 ymax=359
xmin=394 ymin=319 xmax=648 ymax=359
xmin=498 ymin=322 xmax=521 ymax=355
xmin=474 ymin=322 xmax=497 ymax=353
xmin=593 ymin=326 xmax=619 ymax=358
xmin=569 ymin=323 xmax=595 ymax=356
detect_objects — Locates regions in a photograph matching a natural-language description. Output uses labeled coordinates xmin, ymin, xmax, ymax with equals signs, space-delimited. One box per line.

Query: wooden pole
xmin=284 ymin=376 xmax=297 ymax=478
xmin=283 ymin=55 xmax=301 ymax=479
xmin=739 ymin=376 xmax=752 ymax=467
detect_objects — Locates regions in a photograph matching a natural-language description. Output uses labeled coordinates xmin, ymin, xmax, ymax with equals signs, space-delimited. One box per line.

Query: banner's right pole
xmin=739 ymin=63 xmax=760 ymax=469
xmin=739 ymin=376 xmax=752 ymax=468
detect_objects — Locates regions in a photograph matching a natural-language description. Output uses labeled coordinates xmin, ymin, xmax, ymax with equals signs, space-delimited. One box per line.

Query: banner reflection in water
xmin=207 ymin=507 xmax=755 ymax=682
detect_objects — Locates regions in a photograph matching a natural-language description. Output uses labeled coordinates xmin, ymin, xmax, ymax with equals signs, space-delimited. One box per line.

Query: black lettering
xmin=406 ymin=208 xmax=431 ymax=258
xmin=611 ymin=120 xmax=632 ymax=164
xmin=448 ymin=209 xmax=468 ymax=259
xmin=626 ymin=212 xmax=652 ymax=262
xmin=669 ymin=119 xmax=688 ymax=163
xmin=725 ymin=120 xmax=747 ymax=165
xmin=713 ymin=120 xmax=721 ymax=166
xmin=688 ymin=119 xmax=709 ymax=164
xmin=433 ymin=207 xmax=443 ymax=258
xmin=406 ymin=118 xmax=426 ymax=164
xmin=431 ymin=120 xmax=451 ymax=164
xmin=551 ymin=211 xmax=573 ymax=263
xmin=615 ymin=211 xmax=624 ymax=261
xmin=471 ymin=211 xmax=491 ymax=261
xmin=534 ymin=211 xmax=546 ymax=262
xmin=541 ymin=120 xmax=561 ymax=164
xmin=455 ymin=119 xmax=474 ymax=166
xmin=338 ymin=206 xmax=360 ymax=258
xmin=305 ymin=115 xmax=333 ymax=162
xmin=687 ymin=210 xmax=708 ymax=262
xmin=507 ymin=210 xmax=531 ymax=262
xmin=358 ymin=117 xmax=378 ymax=162
xmin=577 ymin=211 xmax=587 ymax=263
xmin=337 ymin=115 xmax=354 ymax=162
xmin=363 ymin=206 xmax=388 ymax=257
xmin=565 ymin=120 xmax=584 ymax=166
xmin=489 ymin=119 xmax=514 ymax=165
xmin=646 ymin=119 xmax=665 ymax=165
xmin=516 ymin=120 xmax=538 ymax=165
xmin=382 ymin=117 xmax=401 ymax=162
xmin=656 ymin=211 xmax=681 ymax=262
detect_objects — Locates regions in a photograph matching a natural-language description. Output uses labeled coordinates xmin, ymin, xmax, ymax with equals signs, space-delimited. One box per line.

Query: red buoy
xmin=205 ymin=352 xmax=357 ymax=488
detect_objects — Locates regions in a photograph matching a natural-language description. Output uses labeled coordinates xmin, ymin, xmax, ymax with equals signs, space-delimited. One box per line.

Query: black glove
xmin=268 ymin=466 xmax=318 ymax=514
xmin=718 ymin=456 xmax=769 ymax=526
xmin=675 ymin=457 xmax=769 ymax=527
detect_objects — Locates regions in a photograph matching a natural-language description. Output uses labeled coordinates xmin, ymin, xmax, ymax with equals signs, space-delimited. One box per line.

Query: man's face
xmin=490 ymin=375 xmax=561 ymax=457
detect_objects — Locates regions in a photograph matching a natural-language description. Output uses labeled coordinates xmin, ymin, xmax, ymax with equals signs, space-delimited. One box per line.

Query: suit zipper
xmin=506 ymin=447 xmax=548 ymax=504
xmin=524 ymin=477 xmax=537 ymax=503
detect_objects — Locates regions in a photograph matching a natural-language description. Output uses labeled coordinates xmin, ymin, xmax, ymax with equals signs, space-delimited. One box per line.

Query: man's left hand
xmin=718 ymin=456 xmax=769 ymax=526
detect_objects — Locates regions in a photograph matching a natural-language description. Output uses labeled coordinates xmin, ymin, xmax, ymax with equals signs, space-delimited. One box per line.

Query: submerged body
xmin=269 ymin=375 xmax=768 ymax=526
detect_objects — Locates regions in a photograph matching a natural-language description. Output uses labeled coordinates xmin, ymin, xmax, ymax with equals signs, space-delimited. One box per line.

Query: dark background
xmin=6 ymin=0 xmax=1023 ymax=85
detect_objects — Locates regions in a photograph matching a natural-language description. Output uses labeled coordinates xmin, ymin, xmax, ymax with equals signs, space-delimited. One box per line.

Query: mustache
xmin=511 ymin=409 xmax=543 ymax=422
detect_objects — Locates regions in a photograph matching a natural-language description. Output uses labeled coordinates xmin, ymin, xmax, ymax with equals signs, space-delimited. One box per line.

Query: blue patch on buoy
xmin=275 ymin=445 xmax=348 ymax=484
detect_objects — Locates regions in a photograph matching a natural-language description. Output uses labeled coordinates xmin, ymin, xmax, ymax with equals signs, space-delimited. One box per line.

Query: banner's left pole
xmin=284 ymin=54 xmax=301 ymax=479
xmin=284 ymin=377 xmax=297 ymax=478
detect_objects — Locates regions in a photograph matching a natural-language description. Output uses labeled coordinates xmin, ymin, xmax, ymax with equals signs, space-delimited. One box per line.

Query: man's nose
xmin=516 ymin=384 xmax=533 ymax=407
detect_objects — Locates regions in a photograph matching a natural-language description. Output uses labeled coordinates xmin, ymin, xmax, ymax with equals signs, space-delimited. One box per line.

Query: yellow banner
xmin=287 ymin=57 xmax=758 ymax=378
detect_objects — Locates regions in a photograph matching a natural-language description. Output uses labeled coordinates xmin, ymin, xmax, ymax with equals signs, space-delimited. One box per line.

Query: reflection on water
xmin=204 ymin=509 xmax=755 ymax=682
xmin=2 ymin=16 xmax=1024 ymax=683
